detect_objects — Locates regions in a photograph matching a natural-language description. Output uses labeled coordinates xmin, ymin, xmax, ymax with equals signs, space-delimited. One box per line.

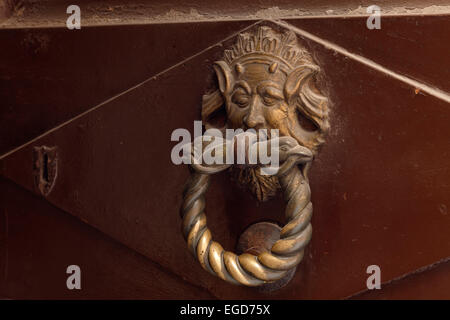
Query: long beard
xmin=230 ymin=166 xmax=280 ymax=202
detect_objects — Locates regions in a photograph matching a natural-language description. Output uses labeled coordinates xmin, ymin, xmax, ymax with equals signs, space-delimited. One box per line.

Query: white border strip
xmin=0 ymin=22 xmax=263 ymax=160
xmin=2 ymin=10 xmax=450 ymax=30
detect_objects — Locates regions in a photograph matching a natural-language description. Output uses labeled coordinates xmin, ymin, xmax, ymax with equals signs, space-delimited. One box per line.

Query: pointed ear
xmin=213 ymin=61 xmax=233 ymax=95
xmin=284 ymin=65 xmax=318 ymax=102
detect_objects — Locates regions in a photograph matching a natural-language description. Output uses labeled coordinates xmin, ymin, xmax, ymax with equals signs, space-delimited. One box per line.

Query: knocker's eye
xmin=262 ymin=94 xmax=277 ymax=106
xmin=232 ymin=92 xmax=250 ymax=108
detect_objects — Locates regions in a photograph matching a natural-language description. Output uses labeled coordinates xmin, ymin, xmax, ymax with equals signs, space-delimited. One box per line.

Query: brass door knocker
xmin=181 ymin=25 xmax=330 ymax=288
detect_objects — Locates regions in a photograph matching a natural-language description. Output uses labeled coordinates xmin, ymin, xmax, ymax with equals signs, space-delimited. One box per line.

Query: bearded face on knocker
xmin=202 ymin=26 xmax=330 ymax=201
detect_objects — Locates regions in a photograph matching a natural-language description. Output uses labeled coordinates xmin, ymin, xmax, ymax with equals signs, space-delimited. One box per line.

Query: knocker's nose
xmin=244 ymin=98 xmax=265 ymax=129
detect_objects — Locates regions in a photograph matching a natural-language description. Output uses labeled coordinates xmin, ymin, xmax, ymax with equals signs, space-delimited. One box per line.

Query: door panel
xmin=354 ymin=259 xmax=450 ymax=299
xmin=0 ymin=177 xmax=214 ymax=299
xmin=0 ymin=21 xmax=254 ymax=155
xmin=287 ymin=15 xmax=450 ymax=92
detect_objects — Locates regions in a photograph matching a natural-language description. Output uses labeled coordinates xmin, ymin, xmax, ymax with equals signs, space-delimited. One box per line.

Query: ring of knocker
xmin=181 ymin=134 xmax=314 ymax=286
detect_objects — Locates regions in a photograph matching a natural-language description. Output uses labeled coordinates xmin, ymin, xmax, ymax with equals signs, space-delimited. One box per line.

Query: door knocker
xmin=181 ymin=25 xmax=330 ymax=288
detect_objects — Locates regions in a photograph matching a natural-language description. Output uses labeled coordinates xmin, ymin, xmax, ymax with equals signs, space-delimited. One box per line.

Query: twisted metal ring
xmin=181 ymin=138 xmax=313 ymax=286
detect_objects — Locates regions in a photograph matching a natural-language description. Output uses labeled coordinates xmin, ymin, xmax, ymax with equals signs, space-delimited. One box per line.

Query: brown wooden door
xmin=1 ymin=0 xmax=450 ymax=299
